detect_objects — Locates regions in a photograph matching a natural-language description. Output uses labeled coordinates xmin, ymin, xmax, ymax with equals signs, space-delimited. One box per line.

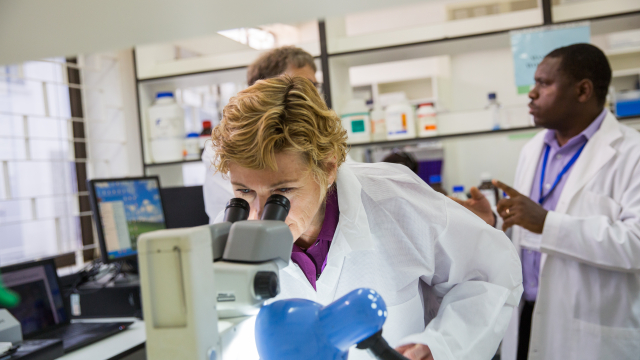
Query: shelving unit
xmin=132 ymin=1 xmax=640 ymax=187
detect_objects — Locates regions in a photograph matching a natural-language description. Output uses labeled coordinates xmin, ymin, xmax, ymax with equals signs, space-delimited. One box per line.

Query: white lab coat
xmin=264 ymin=162 xmax=522 ymax=359
xmin=500 ymin=111 xmax=640 ymax=360
xmin=202 ymin=143 xmax=234 ymax=223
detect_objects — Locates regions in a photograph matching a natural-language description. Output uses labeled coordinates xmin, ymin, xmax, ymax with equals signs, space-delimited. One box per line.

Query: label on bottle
xmin=372 ymin=119 xmax=386 ymax=134
xmin=151 ymin=116 xmax=184 ymax=138
xmin=341 ymin=113 xmax=369 ymax=134
xmin=351 ymin=119 xmax=365 ymax=133
xmin=387 ymin=111 xmax=408 ymax=134
xmin=480 ymin=189 xmax=497 ymax=207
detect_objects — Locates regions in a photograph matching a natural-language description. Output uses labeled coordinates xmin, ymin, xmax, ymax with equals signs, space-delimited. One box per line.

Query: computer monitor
xmin=0 ymin=258 xmax=68 ymax=337
xmin=87 ymin=176 xmax=167 ymax=263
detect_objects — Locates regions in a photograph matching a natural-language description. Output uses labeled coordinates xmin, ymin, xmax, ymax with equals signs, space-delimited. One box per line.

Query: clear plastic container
xmin=370 ymin=104 xmax=387 ymax=141
xmin=148 ymin=92 xmax=185 ymax=163
xmin=452 ymin=185 xmax=467 ymax=201
xmin=148 ymin=92 xmax=185 ymax=138
xmin=184 ymin=133 xmax=200 ymax=160
xmin=486 ymin=93 xmax=503 ymax=130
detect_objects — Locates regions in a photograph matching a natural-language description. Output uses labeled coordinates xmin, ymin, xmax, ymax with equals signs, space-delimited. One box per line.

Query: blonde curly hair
xmin=211 ymin=75 xmax=348 ymax=192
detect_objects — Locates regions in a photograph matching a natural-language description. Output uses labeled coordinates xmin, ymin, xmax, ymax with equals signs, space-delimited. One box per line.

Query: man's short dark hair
xmin=545 ymin=43 xmax=612 ymax=106
xmin=247 ymin=46 xmax=316 ymax=86
xmin=382 ymin=151 xmax=419 ymax=174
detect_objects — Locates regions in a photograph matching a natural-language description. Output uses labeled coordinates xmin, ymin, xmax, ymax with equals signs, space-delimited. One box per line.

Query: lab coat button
xmin=556 ymin=154 xmax=562 ymax=160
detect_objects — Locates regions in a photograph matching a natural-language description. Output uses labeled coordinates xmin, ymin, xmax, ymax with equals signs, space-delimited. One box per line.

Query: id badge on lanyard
xmin=522 ymin=142 xmax=586 ymax=250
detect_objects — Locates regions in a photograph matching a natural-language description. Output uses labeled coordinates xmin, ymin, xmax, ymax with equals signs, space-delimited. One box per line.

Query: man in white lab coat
xmin=453 ymin=43 xmax=640 ymax=360
xmin=202 ymin=46 xmax=319 ymax=220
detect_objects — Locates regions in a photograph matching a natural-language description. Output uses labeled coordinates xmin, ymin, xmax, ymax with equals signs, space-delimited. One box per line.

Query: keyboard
xmin=31 ymin=322 xmax=132 ymax=353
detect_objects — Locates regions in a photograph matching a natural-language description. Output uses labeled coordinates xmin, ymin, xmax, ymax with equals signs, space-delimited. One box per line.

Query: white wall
xmin=440 ymin=129 xmax=538 ymax=193
xmin=449 ymin=47 xmax=530 ymax=112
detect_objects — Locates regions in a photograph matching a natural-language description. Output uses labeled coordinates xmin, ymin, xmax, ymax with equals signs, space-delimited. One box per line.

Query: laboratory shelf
xmin=349 ymin=126 xmax=539 ymax=149
xmin=133 ymin=9 xmax=640 ymax=173
xmin=136 ymin=56 xmax=321 ymax=82
xmin=140 ymin=116 xmax=640 ymax=167
xmin=349 ymin=115 xmax=640 ymax=149
xmin=326 ymin=10 xmax=640 ymax=59
xmin=137 ymin=65 xmax=249 ymax=83
xmin=144 ymin=158 xmax=203 ymax=168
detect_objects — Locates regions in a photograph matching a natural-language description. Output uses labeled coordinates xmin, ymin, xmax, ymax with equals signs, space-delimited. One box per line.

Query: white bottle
xmin=340 ymin=99 xmax=371 ymax=144
xmin=416 ymin=103 xmax=438 ymax=137
xmin=486 ymin=93 xmax=502 ymax=131
xmin=370 ymin=104 xmax=387 ymax=141
xmin=452 ymin=185 xmax=467 ymax=201
xmin=385 ymin=102 xmax=416 ymax=140
xmin=148 ymin=92 xmax=185 ymax=163
xmin=184 ymin=133 xmax=200 ymax=160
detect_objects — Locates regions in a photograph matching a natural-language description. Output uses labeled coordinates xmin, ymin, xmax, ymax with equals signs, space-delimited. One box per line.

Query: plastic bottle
xmin=416 ymin=103 xmax=438 ymax=137
xmin=452 ymin=185 xmax=467 ymax=201
xmin=148 ymin=92 xmax=185 ymax=163
xmin=340 ymin=99 xmax=371 ymax=144
xmin=428 ymin=175 xmax=448 ymax=196
xmin=385 ymin=101 xmax=416 ymax=140
xmin=184 ymin=133 xmax=200 ymax=160
xmin=486 ymin=93 xmax=502 ymax=131
xmin=478 ymin=172 xmax=499 ymax=207
xmin=370 ymin=104 xmax=387 ymax=141
xmin=199 ymin=120 xmax=213 ymax=151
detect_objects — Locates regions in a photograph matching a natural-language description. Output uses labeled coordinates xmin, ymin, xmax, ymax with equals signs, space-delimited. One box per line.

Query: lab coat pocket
xmin=570 ymin=318 xmax=640 ymax=360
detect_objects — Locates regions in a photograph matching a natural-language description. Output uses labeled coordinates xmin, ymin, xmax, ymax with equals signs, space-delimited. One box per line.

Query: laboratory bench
xmin=57 ymin=318 xmax=145 ymax=360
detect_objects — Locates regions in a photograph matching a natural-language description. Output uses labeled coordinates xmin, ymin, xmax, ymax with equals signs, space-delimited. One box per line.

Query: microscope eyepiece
xmin=261 ymin=195 xmax=290 ymax=222
xmin=224 ymin=198 xmax=250 ymax=223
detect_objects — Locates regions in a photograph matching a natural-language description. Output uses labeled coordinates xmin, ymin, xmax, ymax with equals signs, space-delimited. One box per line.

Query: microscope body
xmin=138 ymin=210 xmax=292 ymax=360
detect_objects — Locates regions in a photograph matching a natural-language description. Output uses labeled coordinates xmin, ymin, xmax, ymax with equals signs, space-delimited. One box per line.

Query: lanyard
xmin=538 ymin=142 xmax=587 ymax=205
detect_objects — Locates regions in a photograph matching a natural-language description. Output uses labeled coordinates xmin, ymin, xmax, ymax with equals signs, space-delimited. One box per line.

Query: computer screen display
xmin=91 ymin=178 xmax=166 ymax=261
xmin=0 ymin=260 xmax=67 ymax=336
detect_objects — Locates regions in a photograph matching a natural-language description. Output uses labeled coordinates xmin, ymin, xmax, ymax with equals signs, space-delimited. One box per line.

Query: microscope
xmin=138 ymin=194 xmax=293 ymax=360
xmin=139 ymin=194 xmax=408 ymax=360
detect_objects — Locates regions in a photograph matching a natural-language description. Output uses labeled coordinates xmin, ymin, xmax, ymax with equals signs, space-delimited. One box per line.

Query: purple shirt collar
xmin=291 ymin=189 xmax=340 ymax=290
xmin=543 ymin=109 xmax=606 ymax=149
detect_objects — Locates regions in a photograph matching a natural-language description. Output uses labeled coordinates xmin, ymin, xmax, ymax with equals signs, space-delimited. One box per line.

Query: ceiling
xmin=0 ymin=0 xmax=428 ymax=65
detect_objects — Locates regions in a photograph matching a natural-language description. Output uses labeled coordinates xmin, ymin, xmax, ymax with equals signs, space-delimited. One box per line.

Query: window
xmin=0 ymin=52 xmax=142 ymax=267
xmin=0 ymin=51 xmax=143 ymax=268
xmin=0 ymin=59 xmax=84 ymax=266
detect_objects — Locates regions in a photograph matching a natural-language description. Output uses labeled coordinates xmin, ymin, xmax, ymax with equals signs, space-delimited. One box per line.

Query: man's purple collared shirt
xmin=522 ymin=109 xmax=606 ymax=302
xmin=290 ymin=189 xmax=339 ymax=290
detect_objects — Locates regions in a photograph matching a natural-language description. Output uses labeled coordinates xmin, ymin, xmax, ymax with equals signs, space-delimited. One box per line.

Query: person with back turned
xmin=452 ymin=43 xmax=640 ymax=360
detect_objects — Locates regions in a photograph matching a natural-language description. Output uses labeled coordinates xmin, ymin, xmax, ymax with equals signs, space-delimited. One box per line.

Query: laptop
xmin=0 ymin=259 xmax=132 ymax=353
